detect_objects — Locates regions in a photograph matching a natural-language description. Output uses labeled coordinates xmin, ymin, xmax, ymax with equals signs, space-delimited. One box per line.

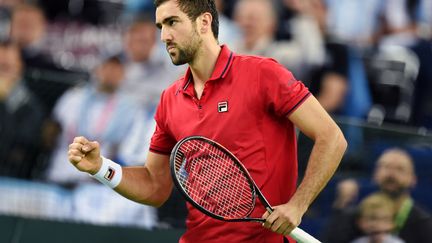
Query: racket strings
xmin=174 ymin=140 xmax=255 ymax=219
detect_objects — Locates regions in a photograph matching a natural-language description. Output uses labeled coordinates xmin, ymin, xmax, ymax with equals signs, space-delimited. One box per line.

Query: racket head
xmin=170 ymin=136 xmax=257 ymax=222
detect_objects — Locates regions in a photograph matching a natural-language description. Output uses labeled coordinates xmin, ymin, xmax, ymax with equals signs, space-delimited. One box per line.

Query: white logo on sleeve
xmin=218 ymin=101 xmax=228 ymax=113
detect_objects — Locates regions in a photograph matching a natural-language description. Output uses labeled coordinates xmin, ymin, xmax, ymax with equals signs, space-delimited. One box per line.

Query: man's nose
xmin=160 ymin=27 xmax=172 ymax=43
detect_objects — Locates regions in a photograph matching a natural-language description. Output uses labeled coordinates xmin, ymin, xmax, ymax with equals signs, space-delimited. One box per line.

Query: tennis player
xmin=68 ymin=0 xmax=347 ymax=242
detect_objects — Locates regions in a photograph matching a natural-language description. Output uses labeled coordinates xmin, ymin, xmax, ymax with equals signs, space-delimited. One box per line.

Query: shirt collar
xmin=181 ymin=45 xmax=234 ymax=90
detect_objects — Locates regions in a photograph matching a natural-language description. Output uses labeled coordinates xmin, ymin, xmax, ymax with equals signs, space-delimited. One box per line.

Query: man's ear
xmin=198 ymin=12 xmax=213 ymax=34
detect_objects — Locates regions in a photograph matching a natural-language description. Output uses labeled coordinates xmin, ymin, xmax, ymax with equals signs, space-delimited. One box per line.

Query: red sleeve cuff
xmin=284 ymin=92 xmax=311 ymax=117
xmin=149 ymin=147 xmax=172 ymax=155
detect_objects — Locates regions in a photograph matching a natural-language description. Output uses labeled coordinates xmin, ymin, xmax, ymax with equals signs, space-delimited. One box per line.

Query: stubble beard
xmin=169 ymin=26 xmax=202 ymax=66
xmin=380 ymin=177 xmax=410 ymax=199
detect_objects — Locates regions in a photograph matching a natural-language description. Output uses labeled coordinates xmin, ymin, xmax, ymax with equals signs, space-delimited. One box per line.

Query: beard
xmin=167 ymin=25 xmax=202 ymax=66
xmin=379 ymin=177 xmax=410 ymax=198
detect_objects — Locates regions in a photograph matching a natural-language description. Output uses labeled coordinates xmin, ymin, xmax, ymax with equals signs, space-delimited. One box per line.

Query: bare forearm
xmin=291 ymin=128 xmax=347 ymax=211
xmin=114 ymin=166 xmax=173 ymax=207
xmin=112 ymin=152 xmax=173 ymax=207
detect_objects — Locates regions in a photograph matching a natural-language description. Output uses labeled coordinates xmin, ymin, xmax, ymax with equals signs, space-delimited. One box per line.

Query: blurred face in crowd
xmin=125 ymin=21 xmax=157 ymax=62
xmin=96 ymin=58 xmax=125 ymax=93
xmin=358 ymin=200 xmax=395 ymax=235
xmin=373 ymin=149 xmax=417 ymax=198
xmin=10 ymin=5 xmax=46 ymax=48
xmin=0 ymin=44 xmax=22 ymax=85
xmin=234 ymin=0 xmax=277 ymax=48
xmin=156 ymin=0 xmax=203 ymax=65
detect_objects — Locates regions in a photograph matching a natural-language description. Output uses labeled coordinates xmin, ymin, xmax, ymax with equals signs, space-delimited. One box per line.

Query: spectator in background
xmin=121 ymin=15 xmax=183 ymax=107
xmin=232 ymin=0 xmax=325 ymax=81
xmin=0 ymin=40 xmax=44 ymax=179
xmin=378 ymin=0 xmax=420 ymax=46
xmin=321 ymin=148 xmax=432 ymax=243
xmin=9 ymin=3 xmax=54 ymax=70
xmin=324 ymin=0 xmax=384 ymax=48
xmin=276 ymin=0 xmax=327 ymax=41
xmin=214 ymin=0 xmax=242 ymax=47
xmin=351 ymin=193 xmax=405 ymax=243
xmin=9 ymin=3 xmax=70 ymax=114
xmin=45 ymin=55 xmax=150 ymax=185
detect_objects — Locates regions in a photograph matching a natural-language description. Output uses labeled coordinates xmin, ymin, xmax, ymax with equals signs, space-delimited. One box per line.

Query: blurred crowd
xmin=0 ymin=0 xmax=431 ymax=238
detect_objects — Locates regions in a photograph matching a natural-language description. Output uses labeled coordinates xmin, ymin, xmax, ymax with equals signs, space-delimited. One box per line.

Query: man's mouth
xmin=166 ymin=44 xmax=176 ymax=52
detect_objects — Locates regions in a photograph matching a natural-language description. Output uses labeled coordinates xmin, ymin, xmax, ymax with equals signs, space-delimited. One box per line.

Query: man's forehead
xmin=377 ymin=152 xmax=412 ymax=169
xmin=155 ymin=0 xmax=182 ymax=21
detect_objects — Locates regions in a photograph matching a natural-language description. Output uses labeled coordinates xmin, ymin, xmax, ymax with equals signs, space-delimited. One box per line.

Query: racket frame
xmin=170 ymin=136 xmax=272 ymax=223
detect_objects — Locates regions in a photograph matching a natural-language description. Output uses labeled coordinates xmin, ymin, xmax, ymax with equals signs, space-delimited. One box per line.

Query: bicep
xmin=287 ymin=95 xmax=340 ymax=140
xmin=146 ymin=152 xmax=173 ymax=186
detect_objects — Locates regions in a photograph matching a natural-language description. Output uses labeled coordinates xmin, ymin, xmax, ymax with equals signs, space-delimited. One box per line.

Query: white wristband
xmin=91 ymin=157 xmax=122 ymax=188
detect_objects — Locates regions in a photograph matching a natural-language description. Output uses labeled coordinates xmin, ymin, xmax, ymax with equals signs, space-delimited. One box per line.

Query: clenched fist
xmin=68 ymin=136 xmax=102 ymax=175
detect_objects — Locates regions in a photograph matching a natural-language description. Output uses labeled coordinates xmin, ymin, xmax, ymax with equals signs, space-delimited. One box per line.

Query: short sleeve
xmin=149 ymin=90 xmax=177 ymax=155
xmin=259 ymin=59 xmax=311 ymax=117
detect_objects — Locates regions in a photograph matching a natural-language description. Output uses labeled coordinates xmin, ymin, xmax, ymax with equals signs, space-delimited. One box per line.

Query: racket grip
xmin=289 ymin=227 xmax=321 ymax=243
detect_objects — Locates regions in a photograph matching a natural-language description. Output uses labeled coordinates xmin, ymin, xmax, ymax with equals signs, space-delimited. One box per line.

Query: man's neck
xmin=189 ymin=41 xmax=221 ymax=86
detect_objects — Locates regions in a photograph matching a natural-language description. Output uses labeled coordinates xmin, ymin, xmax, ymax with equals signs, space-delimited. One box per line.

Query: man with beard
xmin=322 ymin=148 xmax=432 ymax=243
xmin=66 ymin=0 xmax=347 ymax=242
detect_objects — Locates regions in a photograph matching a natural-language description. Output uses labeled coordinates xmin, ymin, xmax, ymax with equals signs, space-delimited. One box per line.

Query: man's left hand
xmin=261 ymin=202 xmax=305 ymax=236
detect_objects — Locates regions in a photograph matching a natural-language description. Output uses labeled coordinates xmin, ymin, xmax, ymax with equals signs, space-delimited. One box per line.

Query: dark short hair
xmin=154 ymin=0 xmax=219 ymax=40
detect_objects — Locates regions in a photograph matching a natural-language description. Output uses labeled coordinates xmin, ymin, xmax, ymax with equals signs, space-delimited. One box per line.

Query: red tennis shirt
xmin=150 ymin=45 xmax=311 ymax=243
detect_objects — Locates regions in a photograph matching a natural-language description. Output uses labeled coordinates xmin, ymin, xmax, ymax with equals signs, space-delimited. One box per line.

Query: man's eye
xmin=169 ymin=20 xmax=176 ymax=26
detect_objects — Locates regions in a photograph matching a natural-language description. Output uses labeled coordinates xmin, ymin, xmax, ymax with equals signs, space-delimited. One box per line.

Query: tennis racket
xmin=170 ymin=136 xmax=321 ymax=243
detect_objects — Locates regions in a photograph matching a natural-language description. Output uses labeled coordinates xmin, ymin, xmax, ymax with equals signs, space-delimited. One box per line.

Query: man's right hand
xmin=68 ymin=136 xmax=102 ymax=175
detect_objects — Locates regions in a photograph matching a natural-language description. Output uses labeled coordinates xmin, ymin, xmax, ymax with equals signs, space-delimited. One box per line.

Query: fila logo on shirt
xmin=218 ymin=101 xmax=228 ymax=113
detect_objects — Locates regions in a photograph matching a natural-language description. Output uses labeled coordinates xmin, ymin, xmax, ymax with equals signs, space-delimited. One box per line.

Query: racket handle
xmin=289 ymin=227 xmax=321 ymax=243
